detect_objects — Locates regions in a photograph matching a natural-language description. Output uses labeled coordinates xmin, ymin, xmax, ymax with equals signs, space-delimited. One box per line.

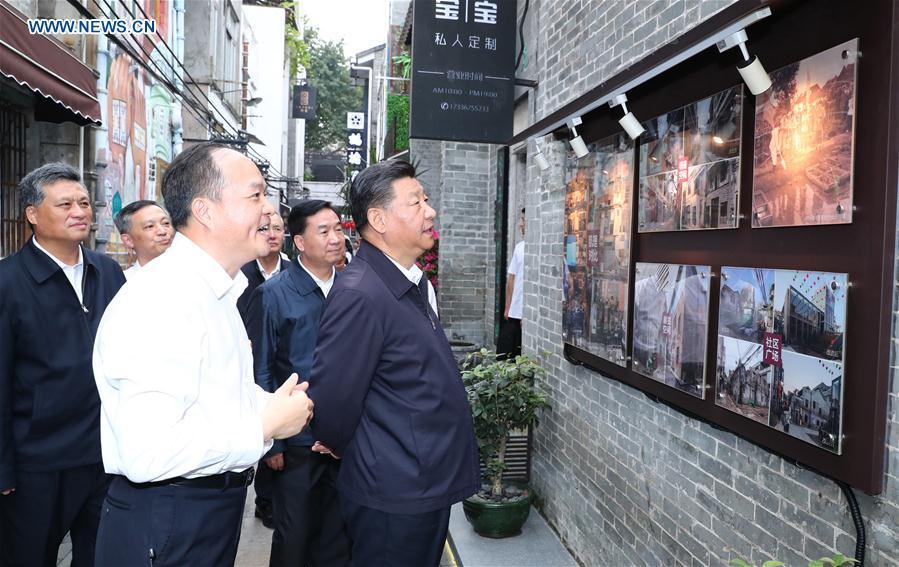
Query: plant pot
xmin=462 ymin=487 xmax=532 ymax=538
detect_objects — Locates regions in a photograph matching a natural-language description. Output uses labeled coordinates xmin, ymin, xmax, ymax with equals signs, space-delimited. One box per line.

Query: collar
xmin=354 ymin=240 xmax=419 ymax=300
xmin=256 ymin=257 xmax=283 ymax=279
xmin=23 ymin=237 xmax=97 ymax=284
xmin=286 ymin=258 xmax=325 ymax=296
xmin=298 ymin=258 xmax=335 ymax=290
xmin=384 ymin=254 xmax=423 ymax=286
xmin=170 ymin=233 xmax=247 ymax=300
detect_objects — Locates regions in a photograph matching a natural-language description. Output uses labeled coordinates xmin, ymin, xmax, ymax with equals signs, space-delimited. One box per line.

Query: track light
xmin=609 ymin=93 xmax=645 ymax=140
xmin=717 ymin=29 xmax=772 ymax=95
xmin=566 ymin=117 xmax=589 ymax=158
xmin=532 ymin=139 xmax=551 ymax=171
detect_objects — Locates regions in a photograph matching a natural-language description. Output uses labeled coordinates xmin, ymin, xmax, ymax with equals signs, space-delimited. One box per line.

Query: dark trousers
xmin=0 ymin=462 xmax=109 ymax=567
xmin=270 ymin=446 xmax=350 ymax=567
xmin=339 ymin=496 xmax=449 ymax=567
xmin=496 ymin=317 xmax=522 ymax=358
xmin=254 ymin=461 xmax=273 ymax=508
xmin=95 ymin=476 xmax=246 ymax=567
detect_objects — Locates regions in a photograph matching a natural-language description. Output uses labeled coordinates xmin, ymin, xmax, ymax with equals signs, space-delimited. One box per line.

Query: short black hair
xmin=288 ymin=199 xmax=338 ymax=236
xmin=115 ymin=200 xmax=167 ymax=234
xmin=521 ymin=207 xmax=526 ymax=214
xmin=348 ymin=160 xmax=416 ymax=235
xmin=18 ymin=162 xmax=82 ymax=212
xmin=161 ymin=142 xmax=229 ymax=229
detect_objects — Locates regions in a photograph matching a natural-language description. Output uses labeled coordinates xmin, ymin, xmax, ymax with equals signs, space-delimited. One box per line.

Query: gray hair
xmin=18 ymin=162 xmax=83 ymax=212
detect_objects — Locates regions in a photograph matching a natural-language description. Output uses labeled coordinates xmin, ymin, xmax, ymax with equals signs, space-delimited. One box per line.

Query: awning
xmin=0 ymin=0 xmax=101 ymax=126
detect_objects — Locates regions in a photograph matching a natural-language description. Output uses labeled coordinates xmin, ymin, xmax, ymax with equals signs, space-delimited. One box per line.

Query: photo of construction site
xmin=716 ymin=335 xmax=777 ymax=425
xmin=632 ymin=263 xmax=711 ymax=398
xmin=716 ymin=266 xmax=847 ymax=451
xmin=769 ymin=351 xmax=843 ymax=453
xmin=638 ymin=85 xmax=743 ymax=232
xmin=752 ymin=39 xmax=858 ymax=228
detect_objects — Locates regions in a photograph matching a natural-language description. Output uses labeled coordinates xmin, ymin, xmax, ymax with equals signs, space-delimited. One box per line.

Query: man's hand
xmin=1 ymin=488 xmax=14 ymax=496
xmin=262 ymin=373 xmax=314 ymax=441
xmin=311 ymin=441 xmax=341 ymax=460
xmin=264 ymin=453 xmax=284 ymax=471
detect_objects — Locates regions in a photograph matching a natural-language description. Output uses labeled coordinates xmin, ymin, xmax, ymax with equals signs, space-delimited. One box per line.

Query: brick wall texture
xmin=420 ymin=1 xmax=899 ymax=564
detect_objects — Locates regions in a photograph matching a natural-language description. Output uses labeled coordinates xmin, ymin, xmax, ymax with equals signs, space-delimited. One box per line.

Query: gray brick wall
xmin=513 ymin=2 xmax=899 ymax=565
xmin=411 ymin=139 xmax=497 ymax=347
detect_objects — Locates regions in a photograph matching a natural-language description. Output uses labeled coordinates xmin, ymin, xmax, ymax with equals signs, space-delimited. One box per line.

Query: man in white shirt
xmin=246 ymin=200 xmax=350 ymax=566
xmin=498 ymin=207 xmax=525 ymax=358
xmin=92 ymin=143 xmax=314 ymax=566
xmin=113 ymin=199 xmax=173 ymax=279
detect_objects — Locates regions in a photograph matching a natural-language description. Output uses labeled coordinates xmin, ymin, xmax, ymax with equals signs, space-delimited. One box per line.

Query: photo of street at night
xmin=632 ymin=263 xmax=710 ymax=398
xmin=563 ymin=135 xmax=634 ymax=366
xmin=752 ymin=39 xmax=858 ymax=228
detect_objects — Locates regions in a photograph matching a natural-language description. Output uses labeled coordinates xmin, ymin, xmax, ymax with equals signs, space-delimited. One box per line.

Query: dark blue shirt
xmin=245 ymin=259 xmax=328 ymax=450
xmin=309 ymin=241 xmax=479 ymax=515
xmin=0 ymin=239 xmax=125 ymax=489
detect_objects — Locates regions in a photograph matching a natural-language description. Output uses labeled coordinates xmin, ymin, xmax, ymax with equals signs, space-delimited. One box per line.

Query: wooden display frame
xmin=554 ymin=0 xmax=899 ymax=494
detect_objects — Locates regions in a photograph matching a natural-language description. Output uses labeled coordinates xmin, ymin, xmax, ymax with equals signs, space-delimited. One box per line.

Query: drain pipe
xmin=172 ymin=0 xmax=185 ymax=155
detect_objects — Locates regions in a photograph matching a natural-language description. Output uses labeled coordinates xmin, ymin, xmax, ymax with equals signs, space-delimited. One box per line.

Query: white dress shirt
xmin=507 ymin=240 xmax=525 ymax=320
xmin=32 ymin=237 xmax=84 ymax=304
xmin=93 ymin=233 xmax=273 ymax=482
xmin=299 ymin=259 xmax=335 ymax=298
xmin=385 ymin=254 xmax=439 ymax=316
xmin=123 ymin=261 xmax=141 ymax=280
xmin=256 ymin=257 xmax=283 ymax=281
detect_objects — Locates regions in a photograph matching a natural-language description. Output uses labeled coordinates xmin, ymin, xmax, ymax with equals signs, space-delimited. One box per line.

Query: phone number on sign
xmin=444 ymin=103 xmax=490 ymax=113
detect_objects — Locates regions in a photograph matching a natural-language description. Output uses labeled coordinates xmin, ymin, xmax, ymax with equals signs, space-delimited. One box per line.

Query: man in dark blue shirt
xmin=246 ymin=200 xmax=350 ymax=566
xmin=0 ymin=163 xmax=125 ymax=566
xmin=309 ymin=161 xmax=479 ymax=567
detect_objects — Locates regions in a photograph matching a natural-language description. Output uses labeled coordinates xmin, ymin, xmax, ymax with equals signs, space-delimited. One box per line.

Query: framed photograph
xmin=752 ymin=39 xmax=859 ymax=228
xmin=632 ymin=263 xmax=711 ymax=398
xmin=716 ymin=266 xmax=848 ymax=453
xmin=563 ymin=134 xmax=635 ymax=366
xmin=638 ymin=85 xmax=743 ymax=232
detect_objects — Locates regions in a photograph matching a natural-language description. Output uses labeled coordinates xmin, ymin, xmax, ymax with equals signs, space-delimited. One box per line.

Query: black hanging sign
xmin=410 ymin=0 xmax=516 ymax=143
xmin=292 ymin=85 xmax=317 ymax=120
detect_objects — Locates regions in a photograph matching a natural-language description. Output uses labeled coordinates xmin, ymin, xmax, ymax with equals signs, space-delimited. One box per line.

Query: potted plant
xmin=461 ymin=349 xmax=550 ymax=538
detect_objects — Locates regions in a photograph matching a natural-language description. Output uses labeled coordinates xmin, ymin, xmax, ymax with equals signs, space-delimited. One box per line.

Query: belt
xmin=127 ymin=468 xmax=255 ymax=490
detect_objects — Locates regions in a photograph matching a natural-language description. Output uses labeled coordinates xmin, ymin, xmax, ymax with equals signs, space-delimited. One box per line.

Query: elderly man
xmin=247 ymin=199 xmax=350 ymax=566
xmin=237 ymin=212 xmax=289 ymax=321
xmin=236 ymin=211 xmax=289 ymax=526
xmin=309 ymin=160 xmax=478 ymax=567
xmin=0 ymin=163 xmax=126 ymax=567
xmin=114 ymin=199 xmax=173 ymax=278
xmin=92 ymin=143 xmax=314 ymax=566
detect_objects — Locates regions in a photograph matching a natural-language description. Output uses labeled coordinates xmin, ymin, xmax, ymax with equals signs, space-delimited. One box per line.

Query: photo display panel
xmin=563 ymin=134 xmax=634 ymax=366
xmin=716 ymin=267 xmax=848 ymax=453
xmin=638 ymin=85 xmax=743 ymax=233
xmin=752 ymin=39 xmax=859 ymax=228
xmin=632 ymin=262 xmax=711 ymax=398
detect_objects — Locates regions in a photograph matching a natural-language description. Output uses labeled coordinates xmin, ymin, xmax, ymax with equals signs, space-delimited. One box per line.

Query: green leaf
xmin=761 ymin=562 xmax=785 ymax=567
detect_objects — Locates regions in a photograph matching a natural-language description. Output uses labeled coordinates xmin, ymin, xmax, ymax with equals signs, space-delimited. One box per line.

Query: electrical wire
xmin=100 ymin=0 xmax=286 ymax=179
xmin=514 ymin=0 xmax=530 ymax=71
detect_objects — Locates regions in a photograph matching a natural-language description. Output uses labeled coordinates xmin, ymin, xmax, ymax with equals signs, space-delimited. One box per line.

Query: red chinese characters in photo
xmin=763 ymin=332 xmax=783 ymax=367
